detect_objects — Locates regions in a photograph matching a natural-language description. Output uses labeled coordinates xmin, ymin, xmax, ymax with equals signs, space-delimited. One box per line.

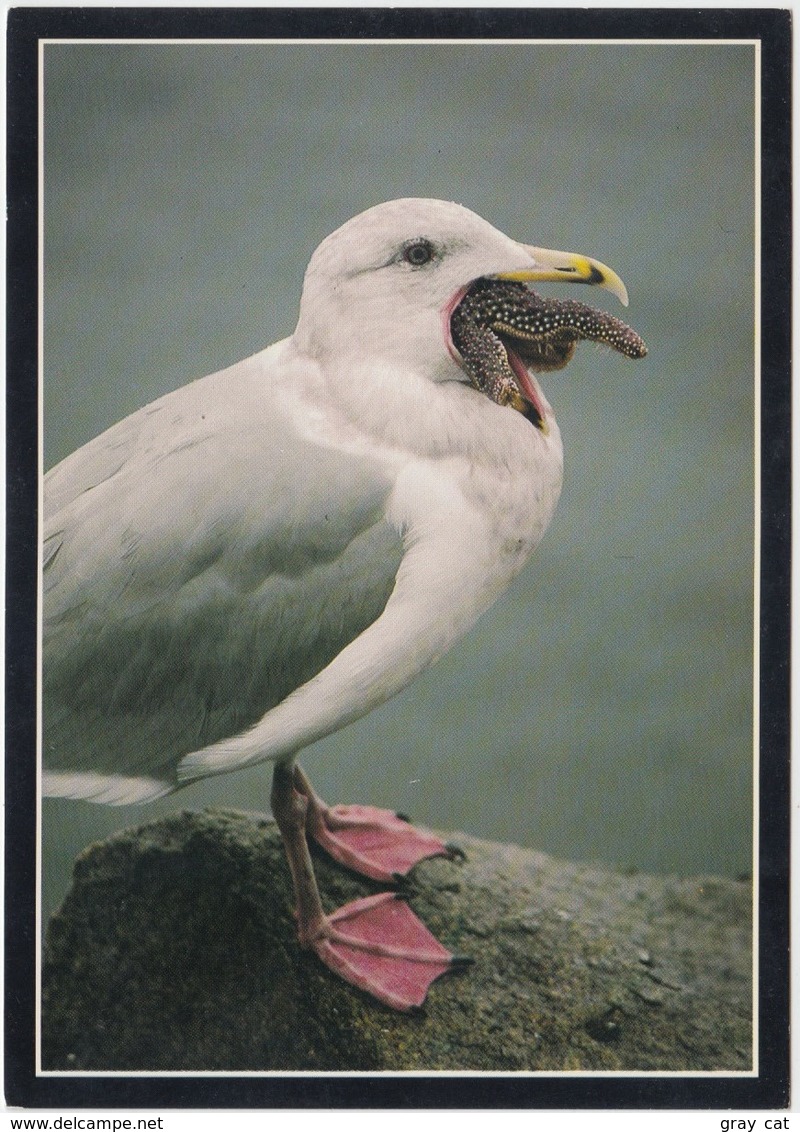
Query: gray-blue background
xmin=42 ymin=42 xmax=756 ymax=921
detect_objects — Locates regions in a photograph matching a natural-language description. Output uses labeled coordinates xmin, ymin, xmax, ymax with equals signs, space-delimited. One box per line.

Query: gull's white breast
xmin=43 ymin=325 xmax=563 ymax=805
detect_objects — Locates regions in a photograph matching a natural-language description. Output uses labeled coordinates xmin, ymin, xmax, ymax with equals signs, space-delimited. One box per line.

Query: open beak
xmin=495 ymin=245 xmax=630 ymax=307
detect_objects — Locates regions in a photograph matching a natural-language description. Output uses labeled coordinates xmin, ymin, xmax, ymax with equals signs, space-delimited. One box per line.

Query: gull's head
xmin=293 ymin=198 xmax=644 ymax=419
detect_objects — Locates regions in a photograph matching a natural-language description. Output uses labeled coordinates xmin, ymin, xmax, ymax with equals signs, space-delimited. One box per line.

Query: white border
xmin=35 ymin=34 xmax=763 ymax=1081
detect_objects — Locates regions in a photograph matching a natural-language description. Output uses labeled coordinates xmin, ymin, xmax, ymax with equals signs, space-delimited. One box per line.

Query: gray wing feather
xmin=43 ymin=353 xmax=403 ymax=793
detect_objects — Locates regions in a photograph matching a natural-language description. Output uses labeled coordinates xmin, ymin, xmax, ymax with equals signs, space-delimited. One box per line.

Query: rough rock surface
xmin=42 ymin=809 xmax=752 ymax=1072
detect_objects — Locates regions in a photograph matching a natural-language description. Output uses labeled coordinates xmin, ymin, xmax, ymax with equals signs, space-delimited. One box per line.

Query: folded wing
xmin=42 ymin=349 xmax=402 ymax=803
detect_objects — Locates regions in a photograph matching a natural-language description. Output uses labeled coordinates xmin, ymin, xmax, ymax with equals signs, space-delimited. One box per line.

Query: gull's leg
xmin=271 ymin=762 xmax=467 ymax=1011
xmin=270 ymin=761 xmax=327 ymax=945
xmin=293 ymin=763 xmax=460 ymax=883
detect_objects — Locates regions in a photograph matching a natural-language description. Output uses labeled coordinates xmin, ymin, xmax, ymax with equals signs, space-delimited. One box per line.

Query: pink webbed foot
xmin=271 ymin=764 xmax=472 ymax=1011
xmin=307 ymin=801 xmax=457 ymax=883
xmin=311 ymin=892 xmax=469 ymax=1011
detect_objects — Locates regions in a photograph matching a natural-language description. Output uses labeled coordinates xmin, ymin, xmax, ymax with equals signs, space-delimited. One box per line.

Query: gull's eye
xmin=402 ymin=239 xmax=436 ymax=267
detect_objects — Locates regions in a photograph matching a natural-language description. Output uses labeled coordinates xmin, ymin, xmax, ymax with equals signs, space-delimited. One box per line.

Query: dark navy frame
xmin=6 ymin=6 xmax=791 ymax=1109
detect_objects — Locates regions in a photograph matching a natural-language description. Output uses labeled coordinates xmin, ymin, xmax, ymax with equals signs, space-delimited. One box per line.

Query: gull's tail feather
xmin=42 ymin=771 xmax=174 ymax=806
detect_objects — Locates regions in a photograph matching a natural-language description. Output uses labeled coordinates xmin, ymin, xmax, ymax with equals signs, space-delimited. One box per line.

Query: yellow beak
xmin=496 ymin=244 xmax=630 ymax=307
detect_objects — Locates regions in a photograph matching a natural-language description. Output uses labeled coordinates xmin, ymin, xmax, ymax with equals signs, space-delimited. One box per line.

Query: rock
xmin=41 ymin=809 xmax=752 ymax=1072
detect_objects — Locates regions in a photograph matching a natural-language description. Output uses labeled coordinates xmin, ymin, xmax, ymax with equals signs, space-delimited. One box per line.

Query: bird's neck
xmin=285 ymin=334 xmax=561 ymax=475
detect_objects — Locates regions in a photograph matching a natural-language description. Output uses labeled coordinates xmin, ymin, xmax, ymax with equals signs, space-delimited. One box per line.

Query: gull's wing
xmin=43 ymin=343 xmax=402 ymax=803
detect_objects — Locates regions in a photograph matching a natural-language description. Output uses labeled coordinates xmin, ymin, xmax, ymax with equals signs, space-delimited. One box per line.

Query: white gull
xmin=42 ymin=197 xmax=634 ymax=1010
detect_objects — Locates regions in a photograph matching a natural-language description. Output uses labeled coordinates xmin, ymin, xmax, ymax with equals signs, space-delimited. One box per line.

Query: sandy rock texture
xmin=42 ymin=809 xmax=752 ymax=1072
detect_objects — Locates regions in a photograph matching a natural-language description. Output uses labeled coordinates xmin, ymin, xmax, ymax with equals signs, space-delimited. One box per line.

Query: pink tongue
xmin=507 ymin=347 xmax=547 ymax=422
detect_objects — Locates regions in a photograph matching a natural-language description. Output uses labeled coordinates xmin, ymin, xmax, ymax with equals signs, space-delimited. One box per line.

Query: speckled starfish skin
xmin=450 ymin=279 xmax=647 ymax=424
